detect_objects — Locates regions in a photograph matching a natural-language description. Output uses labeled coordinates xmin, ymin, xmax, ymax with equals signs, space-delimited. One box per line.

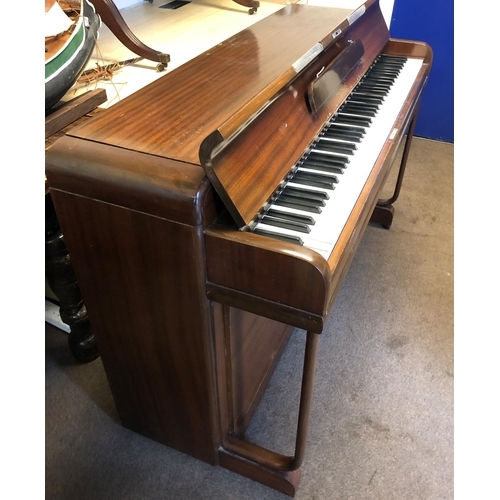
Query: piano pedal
xmin=370 ymin=204 xmax=394 ymax=229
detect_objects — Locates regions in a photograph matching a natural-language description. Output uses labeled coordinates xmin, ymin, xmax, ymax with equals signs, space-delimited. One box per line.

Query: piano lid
xmin=65 ymin=3 xmax=367 ymax=166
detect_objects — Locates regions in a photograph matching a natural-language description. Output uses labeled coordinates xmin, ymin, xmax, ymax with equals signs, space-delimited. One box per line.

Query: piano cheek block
xmin=204 ymin=227 xmax=330 ymax=332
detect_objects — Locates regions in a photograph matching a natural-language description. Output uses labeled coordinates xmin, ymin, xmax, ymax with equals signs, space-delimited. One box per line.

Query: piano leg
xmin=371 ymin=106 xmax=420 ymax=229
xmin=219 ymin=331 xmax=319 ymax=497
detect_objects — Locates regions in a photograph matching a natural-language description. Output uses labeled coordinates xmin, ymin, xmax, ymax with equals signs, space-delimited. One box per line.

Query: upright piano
xmin=45 ymin=0 xmax=432 ymax=495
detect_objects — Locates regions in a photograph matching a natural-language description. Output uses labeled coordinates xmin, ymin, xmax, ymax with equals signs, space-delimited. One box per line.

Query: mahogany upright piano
xmin=45 ymin=1 xmax=432 ymax=495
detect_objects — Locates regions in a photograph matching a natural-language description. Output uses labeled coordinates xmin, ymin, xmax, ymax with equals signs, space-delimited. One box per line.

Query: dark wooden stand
xmin=232 ymin=0 xmax=259 ymax=15
xmin=92 ymin=0 xmax=170 ymax=71
xmin=45 ymin=195 xmax=99 ymax=362
xmin=45 ymin=90 xmax=106 ymax=363
xmin=148 ymin=0 xmax=259 ymax=15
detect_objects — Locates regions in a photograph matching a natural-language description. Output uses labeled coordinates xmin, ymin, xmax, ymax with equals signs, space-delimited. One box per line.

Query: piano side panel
xmin=384 ymin=38 xmax=434 ymax=64
xmin=49 ymin=190 xmax=221 ymax=465
xmin=224 ymin=306 xmax=293 ymax=434
xmin=211 ymin=302 xmax=295 ymax=448
xmin=46 ymin=136 xmax=218 ymax=226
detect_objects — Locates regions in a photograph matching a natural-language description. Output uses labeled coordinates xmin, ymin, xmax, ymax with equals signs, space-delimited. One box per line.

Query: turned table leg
xmin=45 ymin=194 xmax=99 ymax=363
xmin=91 ymin=0 xmax=170 ymax=71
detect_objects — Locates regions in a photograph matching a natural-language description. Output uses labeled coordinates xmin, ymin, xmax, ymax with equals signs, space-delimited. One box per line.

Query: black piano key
xmin=279 ymin=191 xmax=325 ymax=207
xmin=253 ymin=228 xmax=304 ymax=246
xmin=357 ymin=80 xmax=391 ymax=90
xmin=348 ymin=94 xmax=384 ymax=105
xmin=363 ymin=72 xmax=396 ymax=80
xmin=299 ymin=158 xmax=345 ymax=175
xmin=362 ymin=76 xmax=395 ymax=85
xmin=322 ymin=125 xmax=364 ymax=141
xmin=375 ymin=61 xmax=406 ymax=70
xmin=279 ymin=191 xmax=326 ymax=207
xmin=314 ymin=139 xmax=356 ymax=155
xmin=367 ymin=70 xmax=400 ymax=79
xmin=273 ymin=198 xmax=322 ymax=213
xmin=293 ymin=171 xmax=338 ymax=189
xmin=342 ymin=99 xmax=380 ymax=108
xmin=283 ymin=185 xmax=330 ymax=200
xmin=345 ymin=100 xmax=380 ymax=112
xmin=306 ymin=150 xmax=350 ymax=165
xmin=340 ymin=104 xmax=377 ymax=117
xmin=324 ymin=123 xmax=366 ymax=135
xmin=375 ymin=58 xmax=406 ymax=66
xmin=353 ymin=86 xmax=388 ymax=97
xmin=317 ymin=137 xmax=357 ymax=150
xmin=351 ymin=88 xmax=385 ymax=97
xmin=266 ymin=209 xmax=316 ymax=226
xmin=334 ymin=114 xmax=372 ymax=127
xmin=310 ymin=145 xmax=351 ymax=158
xmin=366 ymin=68 xmax=399 ymax=75
xmin=337 ymin=112 xmax=373 ymax=124
xmin=260 ymin=215 xmax=311 ymax=233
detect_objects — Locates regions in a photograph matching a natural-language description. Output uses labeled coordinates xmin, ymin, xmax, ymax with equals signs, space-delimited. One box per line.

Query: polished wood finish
xmin=45 ymin=89 xmax=107 ymax=138
xmin=50 ymin=187 xmax=221 ymax=463
xmin=204 ymin=33 xmax=433 ymax=331
xmin=65 ymin=4 xmax=353 ymax=165
xmin=45 ymin=1 xmax=432 ymax=495
xmin=202 ymin=0 xmax=387 ymax=227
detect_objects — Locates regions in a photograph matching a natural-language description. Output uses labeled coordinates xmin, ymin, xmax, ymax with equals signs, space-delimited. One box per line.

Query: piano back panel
xmin=204 ymin=0 xmax=390 ymax=227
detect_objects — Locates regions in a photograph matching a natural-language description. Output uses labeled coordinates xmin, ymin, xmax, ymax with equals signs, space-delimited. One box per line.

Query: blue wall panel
xmin=390 ymin=0 xmax=454 ymax=142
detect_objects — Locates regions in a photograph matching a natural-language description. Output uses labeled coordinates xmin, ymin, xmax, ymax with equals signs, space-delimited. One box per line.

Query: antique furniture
xmin=46 ymin=1 xmax=432 ymax=494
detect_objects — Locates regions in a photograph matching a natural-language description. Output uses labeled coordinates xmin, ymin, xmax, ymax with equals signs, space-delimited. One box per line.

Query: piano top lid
xmin=65 ymin=2 xmax=366 ymax=166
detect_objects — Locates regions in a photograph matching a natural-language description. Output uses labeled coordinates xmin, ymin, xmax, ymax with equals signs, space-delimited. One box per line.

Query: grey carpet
xmin=46 ymin=137 xmax=454 ymax=499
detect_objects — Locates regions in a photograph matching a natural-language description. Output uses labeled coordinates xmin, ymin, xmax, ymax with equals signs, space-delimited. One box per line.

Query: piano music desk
xmin=45 ymin=0 xmax=431 ymax=495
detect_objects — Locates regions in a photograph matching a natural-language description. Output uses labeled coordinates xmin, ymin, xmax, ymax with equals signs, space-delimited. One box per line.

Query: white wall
xmin=379 ymin=0 xmax=395 ymax=27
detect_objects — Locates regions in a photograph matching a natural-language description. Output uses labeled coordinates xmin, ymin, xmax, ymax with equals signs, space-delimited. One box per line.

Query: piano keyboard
xmin=251 ymin=54 xmax=424 ymax=260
